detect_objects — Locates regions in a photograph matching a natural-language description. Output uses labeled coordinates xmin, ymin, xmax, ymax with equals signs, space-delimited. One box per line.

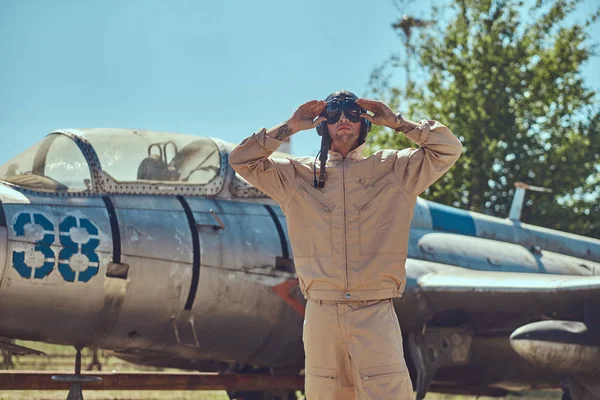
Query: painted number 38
xmin=12 ymin=213 xmax=100 ymax=282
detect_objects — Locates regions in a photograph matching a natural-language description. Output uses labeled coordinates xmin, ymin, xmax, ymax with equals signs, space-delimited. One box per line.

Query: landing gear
xmin=85 ymin=347 xmax=102 ymax=371
xmin=561 ymin=380 xmax=573 ymax=400
xmin=1 ymin=341 xmax=14 ymax=369
xmin=52 ymin=346 xmax=101 ymax=400
xmin=408 ymin=327 xmax=473 ymax=400
xmin=564 ymin=377 xmax=600 ymax=400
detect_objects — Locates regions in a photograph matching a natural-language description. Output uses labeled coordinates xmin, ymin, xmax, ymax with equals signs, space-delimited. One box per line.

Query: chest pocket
xmin=355 ymin=177 xmax=393 ymax=212
xmin=354 ymin=177 xmax=403 ymax=255
xmin=287 ymin=182 xmax=336 ymax=257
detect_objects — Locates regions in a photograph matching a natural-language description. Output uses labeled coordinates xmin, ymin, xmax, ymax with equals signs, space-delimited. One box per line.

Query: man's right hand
xmin=267 ymin=100 xmax=327 ymax=141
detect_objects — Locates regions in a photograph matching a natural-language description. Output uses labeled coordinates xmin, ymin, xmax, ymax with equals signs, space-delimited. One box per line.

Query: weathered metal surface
xmin=0 ymin=222 xmax=6 ymax=288
xmin=510 ymin=321 xmax=600 ymax=375
xmin=0 ymin=202 xmax=113 ymax=344
xmin=0 ymin=185 xmax=30 ymax=204
xmin=0 ymin=371 xmax=304 ymax=391
xmin=433 ymin=335 xmax=565 ymax=390
xmin=102 ymin=195 xmax=193 ymax=350
xmin=409 ymin=327 xmax=473 ymax=399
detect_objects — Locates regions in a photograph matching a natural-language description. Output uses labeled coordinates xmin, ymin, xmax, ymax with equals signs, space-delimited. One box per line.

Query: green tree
xmin=367 ymin=0 xmax=600 ymax=238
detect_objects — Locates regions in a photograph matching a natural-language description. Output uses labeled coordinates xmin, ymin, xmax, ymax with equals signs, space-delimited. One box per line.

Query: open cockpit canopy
xmin=0 ymin=129 xmax=224 ymax=195
xmin=0 ymin=133 xmax=91 ymax=192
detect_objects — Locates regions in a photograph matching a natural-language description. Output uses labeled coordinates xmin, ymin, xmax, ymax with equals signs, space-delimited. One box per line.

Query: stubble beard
xmin=331 ymin=131 xmax=360 ymax=155
xmin=333 ymin=130 xmax=358 ymax=144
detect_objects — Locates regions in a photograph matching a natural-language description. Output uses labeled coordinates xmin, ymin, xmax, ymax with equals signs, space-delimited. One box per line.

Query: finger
xmin=356 ymin=99 xmax=379 ymax=112
xmin=312 ymin=116 xmax=327 ymax=127
xmin=300 ymin=100 xmax=321 ymax=114
xmin=302 ymin=99 xmax=320 ymax=107
xmin=356 ymin=98 xmax=379 ymax=106
xmin=300 ymin=101 xmax=325 ymax=118
xmin=310 ymin=101 xmax=326 ymax=114
xmin=360 ymin=113 xmax=374 ymax=123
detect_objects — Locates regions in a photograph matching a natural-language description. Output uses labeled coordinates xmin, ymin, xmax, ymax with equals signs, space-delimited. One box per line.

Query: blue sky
xmin=1 ymin=0 xmax=599 ymax=164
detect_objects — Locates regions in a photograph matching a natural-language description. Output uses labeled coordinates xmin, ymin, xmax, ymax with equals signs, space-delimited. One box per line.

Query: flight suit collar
xmin=328 ymin=142 xmax=367 ymax=162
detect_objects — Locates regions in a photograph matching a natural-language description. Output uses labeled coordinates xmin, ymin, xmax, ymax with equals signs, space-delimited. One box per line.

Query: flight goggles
xmin=321 ymin=99 xmax=366 ymax=124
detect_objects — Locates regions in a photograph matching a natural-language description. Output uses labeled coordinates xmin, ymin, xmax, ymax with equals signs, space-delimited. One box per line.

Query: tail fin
xmin=508 ymin=182 xmax=552 ymax=221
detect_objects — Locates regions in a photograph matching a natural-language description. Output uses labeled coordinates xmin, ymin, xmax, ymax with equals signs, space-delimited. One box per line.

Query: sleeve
xmin=229 ymin=128 xmax=297 ymax=205
xmin=394 ymin=120 xmax=463 ymax=197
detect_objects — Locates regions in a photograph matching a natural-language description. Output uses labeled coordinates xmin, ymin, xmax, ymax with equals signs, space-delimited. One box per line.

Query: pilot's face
xmin=327 ymin=112 xmax=361 ymax=145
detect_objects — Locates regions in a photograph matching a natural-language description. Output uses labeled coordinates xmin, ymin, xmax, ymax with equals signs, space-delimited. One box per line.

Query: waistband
xmin=304 ymin=287 xmax=400 ymax=302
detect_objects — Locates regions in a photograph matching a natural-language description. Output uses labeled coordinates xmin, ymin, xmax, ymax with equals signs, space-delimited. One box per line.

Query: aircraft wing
xmin=0 ymin=339 xmax=45 ymax=356
xmin=409 ymin=260 xmax=600 ymax=316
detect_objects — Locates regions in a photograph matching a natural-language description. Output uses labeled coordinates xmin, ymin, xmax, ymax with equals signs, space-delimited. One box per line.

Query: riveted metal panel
xmin=0 ymin=224 xmax=7 ymax=288
xmin=111 ymin=196 xmax=192 ymax=262
xmin=0 ymin=201 xmax=113 ymax=345
xmin=273 ymin=205 xmax=293 ymax=260
xmin=411 ymin=197 xmax=433 ymax=230
xmin=0 ymin=185 xmax=30 ymax=204
xmin=186 ymin=198 xmax=281 ymax=271
xmin=164 ymin=198 xmax=303 ymax=364
xmin=184 ymin=197 xmax=222 ymax=270
xmin=101 ymin=195 xmax=193 ymax=349
xmin=14 ymin=192 xmax=107 ymax=207
xmin=216 ymin=201 xmax=281 ymax=271
xmin=175 ymin=263 xmax=304 ymax=366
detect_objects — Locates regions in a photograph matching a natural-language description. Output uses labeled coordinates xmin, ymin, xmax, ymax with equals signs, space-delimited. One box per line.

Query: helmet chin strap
xmin=315 ymin=129 xmax=330 ymax=188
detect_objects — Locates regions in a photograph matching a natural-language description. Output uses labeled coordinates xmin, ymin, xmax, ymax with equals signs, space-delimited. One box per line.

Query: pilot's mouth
xmin=338 ymin=124 xmax=351 ymax=131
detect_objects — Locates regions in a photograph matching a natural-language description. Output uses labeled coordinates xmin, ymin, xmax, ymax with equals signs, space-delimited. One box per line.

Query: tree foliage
xmin=367 ymin=0 xmax=600 ymax=238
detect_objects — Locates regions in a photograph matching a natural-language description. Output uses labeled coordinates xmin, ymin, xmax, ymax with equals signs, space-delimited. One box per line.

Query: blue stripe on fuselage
xmin=428 ymin=201 xmax=477 ymax=236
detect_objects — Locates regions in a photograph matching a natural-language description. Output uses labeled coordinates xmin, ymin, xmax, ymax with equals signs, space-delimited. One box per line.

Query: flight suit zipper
xmin=342 ymin=160 xmax=348 ymax=291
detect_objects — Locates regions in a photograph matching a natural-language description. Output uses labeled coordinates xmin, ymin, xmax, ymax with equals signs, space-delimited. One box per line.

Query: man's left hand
xmin=355 ymin=99 xmax=399 ymax=130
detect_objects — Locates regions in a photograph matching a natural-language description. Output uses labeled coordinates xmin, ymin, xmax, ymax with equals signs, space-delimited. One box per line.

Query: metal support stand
xmin=52 ymin=346 xmax=102 ymax=400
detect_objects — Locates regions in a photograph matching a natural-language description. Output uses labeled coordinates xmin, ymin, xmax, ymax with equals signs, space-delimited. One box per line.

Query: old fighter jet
xmin=0 ymin=128 xmax=599 ymax=399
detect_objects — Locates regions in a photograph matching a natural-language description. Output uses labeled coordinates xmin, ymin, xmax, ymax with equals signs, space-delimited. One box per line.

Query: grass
xmin=0 ymin=340 xmax=561 ymax=400
xmin=1 ymin=341 xmax=229 ymax=400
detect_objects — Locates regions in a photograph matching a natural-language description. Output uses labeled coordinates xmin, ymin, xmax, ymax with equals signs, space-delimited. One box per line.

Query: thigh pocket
xmin=360 ymin=363 xmax=411 ymax=399
xmin=305 ymin=365 xmax=337 ymax=399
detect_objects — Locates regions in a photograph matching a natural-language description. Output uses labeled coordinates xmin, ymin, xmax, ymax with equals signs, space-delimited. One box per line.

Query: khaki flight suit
xmin=230 ymin=120 xmax=462 ymax=399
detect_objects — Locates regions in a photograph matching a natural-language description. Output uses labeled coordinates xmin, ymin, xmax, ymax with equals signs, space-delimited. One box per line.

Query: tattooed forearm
xmin=275 ymin=124 xmax=293 ymax=140
xmin=393 ymin=117 xmax=419 ymax=134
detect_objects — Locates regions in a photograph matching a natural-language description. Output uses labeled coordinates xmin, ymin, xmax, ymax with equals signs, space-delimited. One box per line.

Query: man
xmin=229 ymin=90 xmax=462 ymax=399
